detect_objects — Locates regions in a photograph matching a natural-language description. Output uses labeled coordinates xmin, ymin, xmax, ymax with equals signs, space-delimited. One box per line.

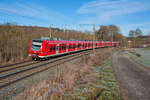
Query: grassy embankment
xmin=125 ymin=48 xmax=150 ymax=67
xmin=15 ymin=48 xmax=121 ymax=100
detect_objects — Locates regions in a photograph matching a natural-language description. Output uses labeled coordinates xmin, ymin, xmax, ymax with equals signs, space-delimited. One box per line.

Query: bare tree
xmin=135 ymin=28 xmax=142 ymax=37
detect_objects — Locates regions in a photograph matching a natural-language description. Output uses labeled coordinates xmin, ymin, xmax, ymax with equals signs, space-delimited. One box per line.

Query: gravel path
xmin=112 ymin=51 xmax=150 ymax=100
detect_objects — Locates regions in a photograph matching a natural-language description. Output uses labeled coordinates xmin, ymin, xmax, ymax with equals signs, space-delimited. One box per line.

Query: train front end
xmin=28 ymin=39 xmax=43 ymax=60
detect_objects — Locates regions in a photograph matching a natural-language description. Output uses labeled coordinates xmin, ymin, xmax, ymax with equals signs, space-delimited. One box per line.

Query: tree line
xmin=0 ymin=23 xmax=93 ymax=63
xmin=96 ymin=25 xmax=127 ymax=46
xmin=128 ymin=28 xmax=149 ymax=48
xmin=0 ymin=23 xmax=126 ymax=63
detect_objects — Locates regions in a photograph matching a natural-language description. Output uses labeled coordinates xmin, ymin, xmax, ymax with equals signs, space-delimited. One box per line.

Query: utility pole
xmin=110 ymin=28 xmax=113 ymax=42
xmin=49 ymin=24 xmax=53 ymax=40
xmin=93 ymin=24 xmax=95 ymax=53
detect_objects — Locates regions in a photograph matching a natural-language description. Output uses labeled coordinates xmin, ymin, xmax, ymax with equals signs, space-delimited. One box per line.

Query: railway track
xmin=0 ymin=60 xmax=32 ymax=68
xmin=0 ymin=50 xmax=91 ymax=89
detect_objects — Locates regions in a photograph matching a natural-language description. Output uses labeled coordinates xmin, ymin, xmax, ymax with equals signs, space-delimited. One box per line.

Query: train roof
xmin=32 ymin=38 xmax=119 ymax=44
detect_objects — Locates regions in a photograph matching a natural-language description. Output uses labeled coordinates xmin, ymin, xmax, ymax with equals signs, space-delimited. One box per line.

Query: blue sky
xmin=0 ymin=0 xmax=150 ymax=36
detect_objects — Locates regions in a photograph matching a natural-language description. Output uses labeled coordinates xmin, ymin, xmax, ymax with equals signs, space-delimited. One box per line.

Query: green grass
xmin=75 ymin=60 xmax=121 ymax=100
xmin=125 ymin=48 xmax=150 ymax=67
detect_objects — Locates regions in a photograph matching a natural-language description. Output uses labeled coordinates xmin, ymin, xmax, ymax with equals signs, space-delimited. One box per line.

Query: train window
xmin=63 ymin=45 xmax=64 ymax=50
xmin=57 ymin=46 xmax=59 ymax=51
xmin=73 ymin=44 xmax=75 ymax=48
xmin=64 ymin=45 xmax=66 ymax=50
xmin=66 ymin=45 xmax=68 ymax=49
xmin=69 ymin=45 xmax=70 ymax=49
xmin=47 ymin=44 xmax=48 ymax=49
xmin=78 ymin=44 xmax=80 ymax=48
xmin=69 ymin=45 xmax=72 ymax=49
xmin=63 ymin=45 xmax=65 ymax=50
xmin=59 ymin=46 xmax=61 ymax=50
xmin=53 ymin=46 xmax=56 ymax=51
xmin=50 ymin=46 xmax=53 ymax=52
xmin=61 ymin=45 xmax=63 ymax=50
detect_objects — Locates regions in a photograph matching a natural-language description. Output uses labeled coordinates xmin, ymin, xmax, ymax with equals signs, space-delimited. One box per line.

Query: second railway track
xmin=0 ymin=50 xmax=91 ymax=89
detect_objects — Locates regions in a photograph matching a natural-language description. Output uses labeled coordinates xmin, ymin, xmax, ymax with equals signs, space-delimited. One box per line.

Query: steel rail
xmin=0 ymin=60 xmax=32 ymax=68
xmin=0 ymin=50 xmax=91 ymax=89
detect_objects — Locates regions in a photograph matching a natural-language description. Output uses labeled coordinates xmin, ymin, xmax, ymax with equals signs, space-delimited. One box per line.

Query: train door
xmin=59 ymin=44 xmax=63 ymax=53
xmin=66 ymin=42 xmax=69 ymax=52
xmin=73 ymin=43 xmax=76 ymax=51
xmin=49 ymin=44 xmax=56 ymax=55
xmin=68 ymin=43 xmax=73 ymax=52
xmin=44 ymin=42 xmax=49 ymax=56
xmin=63 ymin=43 xmax=67 ymax=53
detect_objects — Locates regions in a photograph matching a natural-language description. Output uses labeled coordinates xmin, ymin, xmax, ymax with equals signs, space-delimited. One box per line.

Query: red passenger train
xmin=28 ymin=38 xmax=120 ymax=60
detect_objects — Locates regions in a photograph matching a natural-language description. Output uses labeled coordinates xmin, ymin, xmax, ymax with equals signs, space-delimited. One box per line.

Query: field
xmin=125 ymin=48 xmax=150 ymax=67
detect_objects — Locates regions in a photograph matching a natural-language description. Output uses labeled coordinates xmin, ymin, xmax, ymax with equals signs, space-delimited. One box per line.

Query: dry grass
xmin=15 ymin=48 xmax=117 ymax=100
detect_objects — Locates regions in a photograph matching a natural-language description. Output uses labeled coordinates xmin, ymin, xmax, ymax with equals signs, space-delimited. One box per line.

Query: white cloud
xmin=0 ymin=2 xmax=72 ymax=24
xmin=77 ymin=0 xmax=150 ymax=22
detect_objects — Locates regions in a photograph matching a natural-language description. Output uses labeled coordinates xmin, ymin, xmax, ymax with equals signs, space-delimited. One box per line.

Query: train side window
xmin=66 ymin=45 xmax=68 ymax=49
xmin=61 ymin=45 xmax=63 ymax=50
xmin=69 ymin=45 xmax=71 ymax=49
xmin=47 ymin=44 xmax=48 ymax=49
xmin=50 ymin=46 xmax=53 ymax=52
xmin=57 ymin=46 xmax=59 ymax=51
xmin=68 ymin=45 xmax=70 ymax=49
xmin=62 ymin=45 xmax=63 ymax=50
xmin=53 ymin=46 xmax=56 ymax=51
xmin=70 ymin=45 xmax=72 ymax=49
xmin=73 ymin=44 xmax=75 ymax=48
xmin=63 ymin=45 xmax=64 ymax=50
xmin=59 ymin=46 xmax=61 ymax=50
xmin=64 ymin=45 xmax=66 ymax=50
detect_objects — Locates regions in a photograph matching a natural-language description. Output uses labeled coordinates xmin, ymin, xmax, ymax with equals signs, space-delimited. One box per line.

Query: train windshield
xmin=31 ymin=40 xmax=43 ymax=51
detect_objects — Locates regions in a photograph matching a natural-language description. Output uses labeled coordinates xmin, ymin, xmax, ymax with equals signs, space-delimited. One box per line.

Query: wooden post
xmin=49 ymin=24 xmax=53 ymax=40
